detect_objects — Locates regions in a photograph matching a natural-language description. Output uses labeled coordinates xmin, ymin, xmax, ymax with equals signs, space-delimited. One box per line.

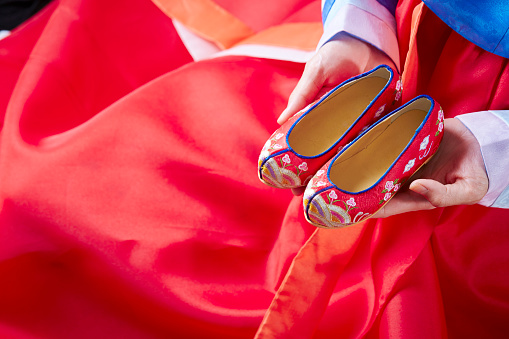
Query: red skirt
xmin=0 ymin=0 xmax=507 ymax=338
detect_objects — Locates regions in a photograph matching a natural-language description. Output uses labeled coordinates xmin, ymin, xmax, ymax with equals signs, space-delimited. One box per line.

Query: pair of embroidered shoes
xmin=258 ymin=65 xmax=444 ymax=228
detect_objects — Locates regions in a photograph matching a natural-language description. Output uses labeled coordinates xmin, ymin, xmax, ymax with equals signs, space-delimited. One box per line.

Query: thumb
xmin=409 ymin=178 xmax=478 ymax=207
xmin=277 ymin=59 xmax=324 ymax=124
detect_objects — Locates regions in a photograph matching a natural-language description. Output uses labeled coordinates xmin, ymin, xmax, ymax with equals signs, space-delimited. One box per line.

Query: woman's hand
xmin=284 ymin=34 xmax=395 ymax=195
xmin=278 ymin=34 xmax=395 ymax=125
xmin=374 ymin=118 xmax=489 ymax=218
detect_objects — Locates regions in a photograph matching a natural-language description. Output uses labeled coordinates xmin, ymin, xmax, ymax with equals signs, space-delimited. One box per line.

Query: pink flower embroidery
xmin=316 ymin=169 xmax=325 ymax=177
xmin=396 ymin=79 xmax=403 ymax=91
xmin=394 ymin=184 xmax=401 ymax=192
xmin=346 ymin=198 xmax=356 ymax=207
xmin=395 ymin=91 xmax=402 ymax=101
xmin=298 ymin=162 xmax=308 ymax=171
xmin=316 ymin=181 xmax=327 ymax=187
xmin=273 ymin=144 xmax=283 ymax=150
xmin=329 ymin=190 xmax=338 ymax=200
xmin=375 ymin=104 xmax=386 ymax=118
xmin=275 ymin=133 xmax=284 ymax=140
xmin=384 ymin=192 xmax=392 ymax=201
xmin=282 ymin=154 xmax=291 ymax=164
xmin=385 ymin=181 xmax=394 ymax=191
xmin=438 ymin=108 xmax=444 ymax=121
xmin=438 ymin=121 xmax=444 ymax=132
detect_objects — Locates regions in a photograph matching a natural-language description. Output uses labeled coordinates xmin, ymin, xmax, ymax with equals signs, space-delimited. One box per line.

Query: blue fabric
xmin=322 ymin=0 xmax=335 ymax=24
xmin=322 ymin=0 xmax=397 ymax=23
xmin=376 ymin=0 xmax=397 ymax=15
xmin=423 ymin=0 xmax=509 ymax=59
xmin=493 ymin=187 xmax=509 ymax=208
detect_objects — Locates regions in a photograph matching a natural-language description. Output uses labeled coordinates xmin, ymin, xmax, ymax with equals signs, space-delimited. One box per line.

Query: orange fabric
xmin=151 ymin=0 xmax=255 ymax=49
xmin=256 ymin=199 xmax=366 ymax=338
xmin=236 ymin=23 xmax=323 ymax=51
xmin=400 ymin=2 xmax=424 ymax=97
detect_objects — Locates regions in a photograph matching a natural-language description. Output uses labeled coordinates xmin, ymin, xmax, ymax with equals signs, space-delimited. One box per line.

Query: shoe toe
xmin=258 ymin=151 xmax=307 ymax=189
xmin=304 ymin=187 xmax=358 ymax=228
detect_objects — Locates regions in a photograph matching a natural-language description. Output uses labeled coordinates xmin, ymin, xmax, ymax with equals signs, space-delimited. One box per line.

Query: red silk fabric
xmin=0 ymin=0 xmax=508 ymax=338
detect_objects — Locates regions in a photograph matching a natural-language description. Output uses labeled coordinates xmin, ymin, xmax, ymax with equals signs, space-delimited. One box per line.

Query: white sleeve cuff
xmin=456 ymin=111 xmax=509 ymax=208
xmin=319 ymin=1 xmax=400 ymax=71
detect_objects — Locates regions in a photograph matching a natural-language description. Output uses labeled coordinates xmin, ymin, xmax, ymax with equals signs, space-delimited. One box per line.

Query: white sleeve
xmin=456 ymin=110 xmax=509 ymax=208
xmin=319 ymin=0 xmax=400 ymax=70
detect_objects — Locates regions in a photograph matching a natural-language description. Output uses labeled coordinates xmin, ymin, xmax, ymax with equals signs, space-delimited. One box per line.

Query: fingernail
xmin=412 ymin=183 xmax=428 ymax=195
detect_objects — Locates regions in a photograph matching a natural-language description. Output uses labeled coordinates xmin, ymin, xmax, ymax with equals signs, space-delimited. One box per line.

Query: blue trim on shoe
xmin=258 ymin=147 xmax=292 ymax=178
xmin=326 ymin=95 xmax=436 ymax=195
xmin=285 ymin=64 xmax=394 ymax=160
xmin=304 ymin=185 xmax=335 ymax=219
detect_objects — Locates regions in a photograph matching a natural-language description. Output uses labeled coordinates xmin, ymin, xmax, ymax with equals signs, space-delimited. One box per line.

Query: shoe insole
xmin=329 ymin=107 xmax=428 ymax=193
xmin=288 ymin=75 xmax=389 ymax=157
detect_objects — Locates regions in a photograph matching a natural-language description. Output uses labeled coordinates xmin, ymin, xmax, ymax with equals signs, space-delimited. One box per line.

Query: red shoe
xmin=303 ymin=95 xmax=444 ymax=228
xmin=258 ymin=65 xmax=402 ymax=189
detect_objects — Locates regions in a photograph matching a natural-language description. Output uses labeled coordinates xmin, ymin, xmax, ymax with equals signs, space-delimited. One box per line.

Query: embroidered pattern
xmin=435 ymin=107 xmax=444 ymax=136
xmin=305 ymin=189 xmax=370 ymax=228
xmin=379 ymin=178 xmax=401 ymax=204
xmin=419 ymin=135 xmax=433 ymax=160
xmin=303 ymin=98 xmax=444 ymax=229
xmin=394 ymin=78 xmax=403 ymax=103
xmin=374 ymin=104 xmax=386 ymax=118
xmin=403 ymin=158 xmax=416 ymax=173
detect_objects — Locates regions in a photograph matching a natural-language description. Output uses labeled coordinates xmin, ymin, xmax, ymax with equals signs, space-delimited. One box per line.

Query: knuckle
xmin=429 ymin=195 xmax=447 ymax=208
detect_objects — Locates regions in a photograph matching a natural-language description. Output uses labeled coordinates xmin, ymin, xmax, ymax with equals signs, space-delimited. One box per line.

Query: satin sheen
xmin=0 ymin=0 xmax=508 ymax=338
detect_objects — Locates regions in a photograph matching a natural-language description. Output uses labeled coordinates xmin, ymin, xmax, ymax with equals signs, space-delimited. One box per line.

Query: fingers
xmin=409 ymin=177 xmax=486 ymax=207
xmin=374 ymin=176 xmax=488 ymax=218
xmin=277 ymin=56 xmax=325 ymax=125
xmin=373 ymin=190 xmax=435 ymax=218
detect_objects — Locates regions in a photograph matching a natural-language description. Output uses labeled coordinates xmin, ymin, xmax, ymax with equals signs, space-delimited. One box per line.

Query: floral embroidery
xmin=346 ymin=198 xmax=356 ymax=207
xmin=358 ymin=125 xmax=370 ymax=137
xmin=435 ymin=107 xmax=444 ymax=136
xmin=316 ymin=169 xmax=325 ymax=176
xmin=394 ymin=78 xmax=403 ymax=103
xmin=315 ymin=180 xmax=327 ymax=187
xmin=273 ymin=143 xmax=283 ymax=150
xmin=278 ymin=154 xmax=309 ymax=177
xmin=396 ymin=79 xmax=403 ymax=91
xmin=328 ymin=190 xmax=338 ymax=201
xmin=403 ymin=158 xmax=415 ymax=173
xmin=385 ymin=180 xmax=394 ymax=191
xmin=259 ymin=157 xmax=302 ymax=188
xmin=380 ymin=178 xmax=401 ymax=204
xmin=374 ymin=104 xmax=386 ymax=118
xmin=275 ymin=133 xmax=284 ymax=140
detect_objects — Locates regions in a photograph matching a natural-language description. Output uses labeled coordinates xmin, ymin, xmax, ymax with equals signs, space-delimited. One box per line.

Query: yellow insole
xmin=288 ymin=76 xmax=388 ymax=156
xmin=329 ymin=109 xmax=428 ymax=192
